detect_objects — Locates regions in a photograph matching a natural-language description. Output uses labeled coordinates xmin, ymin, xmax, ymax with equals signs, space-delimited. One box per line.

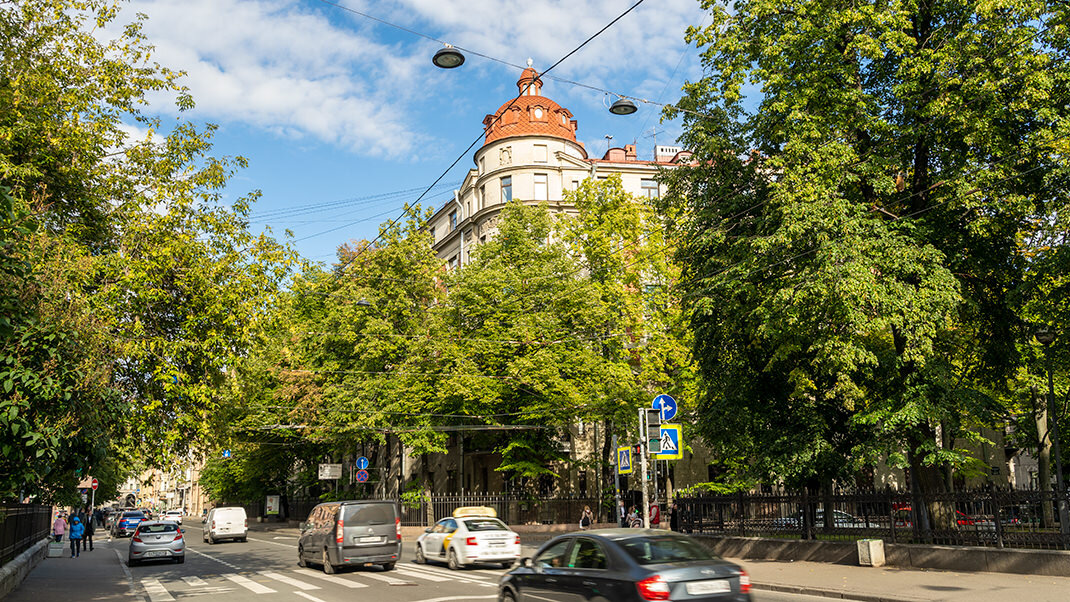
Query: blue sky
xmin=122 ymin=0 xmax=709 ymax=262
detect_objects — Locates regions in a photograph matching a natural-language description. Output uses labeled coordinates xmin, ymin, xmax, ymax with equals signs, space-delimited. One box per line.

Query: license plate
xmin=144 ymin=550 xmax=170 ymax=558
xmin=686 ymin=580 xmax=731 ymax=595
xmin=359 ymin=536 xmax=381 ymax=543
xmin=489 ymin=542 xmax=505 ymax=547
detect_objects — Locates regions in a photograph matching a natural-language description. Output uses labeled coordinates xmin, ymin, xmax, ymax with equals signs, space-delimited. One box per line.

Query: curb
xmin=0 ymin=539 xmax=49 ymax=599
xmin=752 ymin=581 xmax=929 ymax=602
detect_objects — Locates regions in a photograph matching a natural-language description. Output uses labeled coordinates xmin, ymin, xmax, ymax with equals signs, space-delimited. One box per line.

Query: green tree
xmin=662 ymin=0 xmax=1068 ymax=503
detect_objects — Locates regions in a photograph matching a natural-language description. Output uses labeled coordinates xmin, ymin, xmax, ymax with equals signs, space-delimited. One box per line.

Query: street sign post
xmin=617 ymin=447 xmax=633 ymax=475
xmin=652 ymin=394 xmax=678 ymax=422
xmin=654 ymin=424 xmax=683 ymax=460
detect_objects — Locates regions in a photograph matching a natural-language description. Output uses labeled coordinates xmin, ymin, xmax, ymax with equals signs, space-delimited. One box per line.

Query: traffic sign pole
xmin=639 ymin=408 xmax=650 ymax=529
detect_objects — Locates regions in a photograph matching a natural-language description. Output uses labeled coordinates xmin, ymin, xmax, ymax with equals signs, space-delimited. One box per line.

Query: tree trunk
xmin=1035 ymin=387 xmax=1054 ymax=527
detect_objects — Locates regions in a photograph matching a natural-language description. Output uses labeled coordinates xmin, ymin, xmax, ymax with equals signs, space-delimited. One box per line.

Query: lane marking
xmin=294 ymin=593 xmax=327 ymax=602
xmin=359 ymin=571 xmax=416 ymax=586
xmin=181 ymin=576 xmax=208 ymax=587
xmin=245 ymin=536 xmax=296 ymax=548
xmin=398 ymin=565 xmax=495 ymax=587
xmin=114 ymin=549 xmax=147 ymax=602
xmin=140 ymin=578 xmax=175 ymax=602
xmin=222 ymin=573 xmax=277 ymax=594
xmin=293 ymin=569 xmax=369 ymax=588
xmin=414 ymin=597 xmax=497 ymax=602
xmin=260 ymin=571 xmax=320 ymax=590
xmin=273 ymin=535 xmax=297 ymax=539
xmin=185 ymin=547 xmax=242 ymax=570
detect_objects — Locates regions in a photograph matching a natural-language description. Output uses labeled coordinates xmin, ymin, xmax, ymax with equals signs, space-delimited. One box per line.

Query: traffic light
xmin=644 ymin=407 xmax=662 ymax=454
xmin=633 ymin=443 xmax=642 ymax=456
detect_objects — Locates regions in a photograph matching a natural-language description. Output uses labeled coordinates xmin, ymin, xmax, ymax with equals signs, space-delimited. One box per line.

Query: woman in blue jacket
xmin=68 ymin=517 xmax=84 ymax=558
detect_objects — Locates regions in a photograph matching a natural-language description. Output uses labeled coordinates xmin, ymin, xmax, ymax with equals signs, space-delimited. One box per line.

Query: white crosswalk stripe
xmin=140 ymin=577 xmax=175 ymax=602
xmin=359 ymin=571 xmax=415 ymax=585
xmin=293 ymin=569 xmax=369 ymax=588
xmin=260 ymin=571 xmax=320 ymax=590
xmin=222 ymin=573 xmax=277 ymax=594
xmin=181 ymin=576 xmax=208 ymax=587
xmin=397 ymin=564 xmax=496 ymax=587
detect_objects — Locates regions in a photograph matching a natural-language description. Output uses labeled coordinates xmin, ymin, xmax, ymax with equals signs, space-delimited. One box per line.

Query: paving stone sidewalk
xmin=735 ymin=557 xmax=1070 ymax=602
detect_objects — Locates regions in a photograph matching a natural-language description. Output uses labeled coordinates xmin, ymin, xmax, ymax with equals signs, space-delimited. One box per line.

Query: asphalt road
xmin=9 ymin=522 xmax=846 ymax=602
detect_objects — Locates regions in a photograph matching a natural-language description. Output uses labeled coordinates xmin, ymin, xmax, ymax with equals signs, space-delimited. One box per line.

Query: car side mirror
xmin=521 ymin=557 xmax=533 ymax=568
xmin=424 ymin=527 xmax=432 ymax=533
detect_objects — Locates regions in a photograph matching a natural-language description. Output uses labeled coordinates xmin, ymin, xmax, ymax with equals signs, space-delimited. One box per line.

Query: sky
xmin=120 ymin=0 xmax=710 ymax=263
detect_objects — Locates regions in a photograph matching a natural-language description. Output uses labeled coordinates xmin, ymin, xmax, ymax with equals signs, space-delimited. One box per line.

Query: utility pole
xmin=639 ymin=408 xmax=650 ymax=528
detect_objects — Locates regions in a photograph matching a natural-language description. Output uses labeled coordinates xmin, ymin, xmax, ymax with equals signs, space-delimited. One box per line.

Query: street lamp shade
xmin=609 ymin=97 xmax=638 ymax=115
xmin=433 ymin=45 xmax=465 ymax=69
xmin=1036 ymin=327 xmax=1057 ymax=346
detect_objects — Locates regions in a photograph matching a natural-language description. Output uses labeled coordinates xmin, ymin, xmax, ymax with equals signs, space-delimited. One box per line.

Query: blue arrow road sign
xmin=222 ymin=449 xmax=232 ymax=458
xmin=356 ymin=456 xmax=369 ymax=470
xmin=652 ymin=394 xmax=678 ymax=421
xmin=355 ymin=469 xmax=370 ymax=483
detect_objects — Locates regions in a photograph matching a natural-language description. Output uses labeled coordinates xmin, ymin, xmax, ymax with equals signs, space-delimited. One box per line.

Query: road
xmin=8 ymin=522 xmax=844 ymax=602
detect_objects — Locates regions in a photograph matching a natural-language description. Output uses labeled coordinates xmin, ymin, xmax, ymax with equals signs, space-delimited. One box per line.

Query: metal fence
xmin=675 ymin=487 xmax=1070 ymax=550
xmin=0 ymin=504 xmax=52 ymax=566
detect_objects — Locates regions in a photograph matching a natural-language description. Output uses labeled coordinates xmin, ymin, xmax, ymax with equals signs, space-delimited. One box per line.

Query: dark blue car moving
xmin=499 ymin=529 xmax=751 ymax=602
xmin=112 ymin=511 xmax=146 ymax=538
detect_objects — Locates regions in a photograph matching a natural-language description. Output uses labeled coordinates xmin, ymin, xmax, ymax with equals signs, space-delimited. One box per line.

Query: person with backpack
xmin=68 ymin=516 xmax=84 ymax=558
xmin=579 ymin=505 xmax=594 ymax=530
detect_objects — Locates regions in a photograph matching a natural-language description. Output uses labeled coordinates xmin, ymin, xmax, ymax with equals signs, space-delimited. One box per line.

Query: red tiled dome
xmin=482 ymin=67 xmax=580 ymax=148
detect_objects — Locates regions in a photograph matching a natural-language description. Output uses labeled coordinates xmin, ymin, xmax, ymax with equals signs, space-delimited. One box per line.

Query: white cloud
xmin=119 ymin=0 xmax=704 ymax=159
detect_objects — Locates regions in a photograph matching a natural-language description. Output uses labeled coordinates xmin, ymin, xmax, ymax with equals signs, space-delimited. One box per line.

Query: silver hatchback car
xmin=128 ymin=521 xmax=185 ymax=566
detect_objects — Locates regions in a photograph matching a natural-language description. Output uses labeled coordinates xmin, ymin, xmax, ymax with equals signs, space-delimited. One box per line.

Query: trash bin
xmin=857 ymin=539 xmax=885 ymax=567
xmin=47 ymin=541 xmax=65 ymax=558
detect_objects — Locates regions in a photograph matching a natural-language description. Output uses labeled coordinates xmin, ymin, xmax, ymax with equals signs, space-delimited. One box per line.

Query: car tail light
xmin=466 ymin=537 xmax=478 ymax=546
xmin=636 ymin=575 xmax=670 ymax=601
xmin=396 ymin=517 xmax=401 ymax=541
xmin=336 ymin=517 xmax=344 ymax=544
xmin=739 ymin=569 xmax=751 ymax=593
xmin=244 ymin=518 xmax=248 ymax=528
xmin=211 ymin=520 xmax=215 ymax=529
xmin=514 ymin=535 xmax=521 ymax=545
xmin=174 ymin=531 xmax=183 ymax=541
xmin=132 ymin=532 xmax=143 ymax=543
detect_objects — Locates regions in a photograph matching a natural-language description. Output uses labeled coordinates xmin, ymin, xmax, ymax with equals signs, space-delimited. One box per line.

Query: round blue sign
xmin=355 ymin=469 xmax=370 ymax=483
xmin=356 ymin=456 xmax=369 ymax=470
xmin=652 ymin=394 xmax=678 ymax=421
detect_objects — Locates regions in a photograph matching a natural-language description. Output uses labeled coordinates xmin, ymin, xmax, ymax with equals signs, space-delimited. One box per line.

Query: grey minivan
xmin=297 ymin=500 xmax=401 ymax=573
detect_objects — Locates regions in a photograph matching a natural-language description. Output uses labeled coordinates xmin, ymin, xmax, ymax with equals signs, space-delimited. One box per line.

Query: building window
xmin=571 ymin=179 xmax=579 ymax=190
xmin=501 ymin=176 xmax=512 ymax=202
xmin=534 ymin=173 xmax=548 ymax=201
xmin=534 ymin=144 xmax=548 ymax=163
xmin=429 ymin=226 xmax=435 ymax=241
xmin=449 ymin=210 xmax=457 ymax=231
xmin=479 ymin=185 xmax=486 ymax=210
xmin=479 ymin=156 xmax=485 ymax=173
xmin=579 ymin=471 xmax=588 ymax=497
xmin=449 ymin=255 xmax=458 ymax=270
xmin=641 ymin=179 xmax=659 ymax=198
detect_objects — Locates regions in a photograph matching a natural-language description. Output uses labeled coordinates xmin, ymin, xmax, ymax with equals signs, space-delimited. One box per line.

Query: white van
xmin=203 ymin=507 xmax=248 ymax=544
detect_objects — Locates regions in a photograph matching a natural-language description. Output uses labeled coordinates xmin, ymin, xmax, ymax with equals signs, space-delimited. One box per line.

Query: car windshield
xmin=464 ymin=518 xmax=508 ymax=531
xmin=620 ymin=535 xmax=716 ymax=565
xmin=138 ymin=523 xmax=178 ymax=534
xmin=344 ymin=504 xmax=394 ymax=526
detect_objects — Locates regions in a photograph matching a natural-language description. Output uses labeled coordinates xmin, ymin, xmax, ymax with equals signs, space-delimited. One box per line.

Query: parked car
xmin=500 ymin=529 xmax=751 ymax=602
xmin=111 ymin=511 xmax=146 ymax=538
xmin=163 ymin=510 xmax=183 ymax=525
xmin=128 ymin=520 xmax=185 ymax=566
xmin=415 ymin=506 xmax=521 ymax=569
xmin=297 ymin=500 xmax=401 ymax=574
xmin=203 ymin=506 xmax=248 ymax=544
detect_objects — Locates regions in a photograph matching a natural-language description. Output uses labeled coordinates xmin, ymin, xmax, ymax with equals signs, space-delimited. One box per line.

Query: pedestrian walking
xmin=52 ymin=513 xmax=67 ymax=542
xmin=669 ymin=502 xmax=680 ymax=532
xmin=68 ymin=516 xmax=84 ymax=557
xmin=628 ymin=506 xmax=642 ymax=528
xmin=579 ymin=505 xmax=594 ymax=530
xmin=82 ymin=508 xmax=95 ymax=551
xmin=617 ymin=500 xmax=627 ymax=528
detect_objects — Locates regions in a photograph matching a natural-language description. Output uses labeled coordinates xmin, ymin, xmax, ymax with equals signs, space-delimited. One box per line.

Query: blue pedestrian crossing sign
xmin=654 ymin=425 xmax=683 ymax=460
xmin=616 ymin=447 xmax=633 ymax=475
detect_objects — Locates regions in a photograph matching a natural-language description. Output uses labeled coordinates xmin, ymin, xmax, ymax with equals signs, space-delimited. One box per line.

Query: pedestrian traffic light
xmin=645 ymin=407 xmax=662 ymax=453
xmin=634 ymin=443 xmax=642 ymax=456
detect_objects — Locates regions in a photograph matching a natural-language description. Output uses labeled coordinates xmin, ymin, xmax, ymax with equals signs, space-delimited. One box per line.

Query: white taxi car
xmin=415 ymin=506 xmax=521 ymax=570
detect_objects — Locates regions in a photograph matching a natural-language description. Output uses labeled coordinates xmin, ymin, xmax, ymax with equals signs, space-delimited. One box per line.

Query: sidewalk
xmin=5 ymin=538 xmax=131 ymax=602
xmin=735 ymin=557 xmax=1070 ymax=602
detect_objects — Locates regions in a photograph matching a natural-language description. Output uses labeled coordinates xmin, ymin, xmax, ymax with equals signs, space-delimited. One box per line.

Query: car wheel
xmin=447 ymin=548 xmax=460 ymax=570
xmin=175 ymin=556 xmax=184 ymax=564
xmin=382 ymin=562 xmax=395 ymax=571
xmin=414 ymin=545 xmax=426 ymax=564
xmin=322 ymin=550 xmax=336 ymax=574
xmin=207 ymin=534 xmax=215 ymax=545
xmin=502 ymin=590 xmax=517 ymax=602
xmin=297 ymin=546 xmax=307 ymax=567
xmin=240 ymin=536 xmax=247 ymax=543
xmin=500 ymin=561 xmax=513 ymax=569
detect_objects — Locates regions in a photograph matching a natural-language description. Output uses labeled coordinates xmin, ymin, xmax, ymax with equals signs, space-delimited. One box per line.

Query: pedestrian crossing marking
xmin=222 ymin=573 xmax=276 ymax=594
xmin=181 ymin=576 xmax=208 ymax=587
xmin=360 ymin=571 xmax=414 ymax=585
xmin=397 ymin=564 xmax=496 ymax=587
xmin=294 ymin=592 xmax=328 ymax=602
xmin=140 ymin=577 xmax=175 ymax=602
xmin=660 ymin=430 xmax=677 ymax=451
xmin=293 ymin=569 xmax=369 ymax=588
xmin=260 ymin=571 xmax=320 ymax=590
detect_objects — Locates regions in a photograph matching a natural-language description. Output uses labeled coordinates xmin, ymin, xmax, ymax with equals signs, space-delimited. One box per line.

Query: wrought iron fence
xmin=0 ymin=504 xmax=52 ymax=566
xmin=675 ymin=487 xmax=1070 ymax=550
